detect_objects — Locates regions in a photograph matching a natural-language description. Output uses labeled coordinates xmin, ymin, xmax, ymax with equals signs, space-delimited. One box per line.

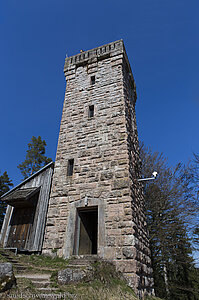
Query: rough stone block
xmin=0 ymin=263 xmax=16 ymax=292
xmin=113 ymin=179 xmax=129 ymax=190
xmin=116 ymin=260 xmax=136 ymax=273
xmin=58 ymin=267 xmax=93 ymax=284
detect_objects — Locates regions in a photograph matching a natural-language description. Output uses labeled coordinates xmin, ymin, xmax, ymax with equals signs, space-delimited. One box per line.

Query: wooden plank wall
xmin=0 ymin=164 xmax=53 ymax=252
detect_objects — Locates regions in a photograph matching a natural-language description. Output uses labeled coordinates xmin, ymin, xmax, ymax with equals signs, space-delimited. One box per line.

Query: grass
xmin=0 ymin=254 xmax=7 ymax=263
xmin=48 ymin=261 xmax=146 ymax=300
xmin=1 ymin=277 xmax=38 ymax=300
xmin=144 ymin=297 xmax=163 ymax=300
xmin=0 ymin=250 xmax=162 ymax=300
xmin=19 ymin=253 xmax=69 ymax=270
xmin=0 ymin=248 xmax=69 ymax=272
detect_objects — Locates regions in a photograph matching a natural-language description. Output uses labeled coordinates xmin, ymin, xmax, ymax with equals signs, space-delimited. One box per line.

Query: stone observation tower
xmin=42 ymin=40 xmax=153 ymax=295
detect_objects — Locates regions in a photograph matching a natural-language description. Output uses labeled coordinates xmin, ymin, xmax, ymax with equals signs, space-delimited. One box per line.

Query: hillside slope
xmin=0 ymin=249 xmax=162 ymax=300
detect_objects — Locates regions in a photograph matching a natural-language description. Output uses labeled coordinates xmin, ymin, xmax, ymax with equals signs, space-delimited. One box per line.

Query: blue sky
xmin=0 ymin=0 xmax=199 ymax=185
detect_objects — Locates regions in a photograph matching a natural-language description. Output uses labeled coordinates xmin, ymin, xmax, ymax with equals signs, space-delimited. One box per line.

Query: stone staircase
xmin=68 ymin=254 xmax=98 ymax=267
xmin=0 ymin=250 xmax=99 ymax=298
xmin=0 ymin=249 xmax=59 ymax=297
xmin=15 ymin=273 xmax=58 ymax=294
xmin=0 ymin=249 xmax=27 ymax=272
xmin=14 ymin=256 xmax=98 ymax=297
xmin=56 ymin=255 xmax=98 ymax=286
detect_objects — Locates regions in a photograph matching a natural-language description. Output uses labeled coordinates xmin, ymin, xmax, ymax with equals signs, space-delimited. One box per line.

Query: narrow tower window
xmin=67 ymin=159 xmax=74 ymax=176
xmin=88 ymin=105 xmax=94 ymax=118
xmin=91 ymin=76 xmax=95 ymax=85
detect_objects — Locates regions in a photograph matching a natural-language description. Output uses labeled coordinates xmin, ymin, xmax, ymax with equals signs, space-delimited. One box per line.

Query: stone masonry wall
xmin=42 ymin=40 xmax=153 ymax=296
xmin=120 ymin=55 xmax=154 ymax=296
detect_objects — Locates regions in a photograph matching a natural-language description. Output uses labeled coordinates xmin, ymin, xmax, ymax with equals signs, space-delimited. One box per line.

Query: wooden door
xmin=7 ymin=207 xmax=35 ymax=250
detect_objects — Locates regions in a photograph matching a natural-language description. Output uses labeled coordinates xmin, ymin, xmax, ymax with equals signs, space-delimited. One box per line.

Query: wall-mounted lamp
xmin=84 ymin=196 xmax=88 ymax=206
xmin=137 ymin=171 xmax=158 ymax=182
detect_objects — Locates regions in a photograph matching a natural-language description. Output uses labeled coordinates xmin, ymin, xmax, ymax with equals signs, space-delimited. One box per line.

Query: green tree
xmin=0 ymin=171 xmax=13 ymax=228
xmin=139 ymin=143 xmax=199 ymax=299
xmin=193 ymin=227 xmax=199 ymax=248
xmin=17 ymin=136 xmax=52 ymax=179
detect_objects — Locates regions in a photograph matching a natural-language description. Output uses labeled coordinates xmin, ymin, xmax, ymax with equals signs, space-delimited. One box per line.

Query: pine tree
xmin=0 ymin=171 xmax=13 ymax=229
xmin=17 ymin=136 xmax=52 ymax=179
xmin=139 ymin=143 xmax=199 ymax=299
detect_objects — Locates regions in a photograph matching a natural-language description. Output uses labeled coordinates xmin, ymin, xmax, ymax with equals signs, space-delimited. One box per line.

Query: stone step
xmin=0 ymin=252 xmax=10 ymax=257
xmin=7 ymin=259 xmax=19 ymax=263
xmin=0 ymin=254 xmax=16 ymax=261
xmin=8 ymin=262 xmax=25 ymax=269
xmin=14 ymin=265 xmax=28 ymax=271
xmin=68 ymin=260 xmax=97 ymax=267
xmin=14 ymin=267 xmax=25 ymax=271
xmin=32 ymin=280 xmax=51 ymax=288
xmin=16 ymin=274 xmax=51 ymax=280
xmin=0 ymin=251 xmax=25 ymax=267
xmin=36 ymin=287 xmax=58 ymax=293
xmin=70 ymin=257 xmax=98 ymax=262
xmin=67 ymin=264 xmax=91 ymax=268
xmin=15 ymin=274 xmax=54 ymax=293
xmin=0 ymin=252 xmax=28 ymax=272
xmin=68 ymin=260 xmax=92 ymax=265
xmin=72 ymin=255 xmax=98 ymax=260
xmin=5 ymin=260 xmax=22 ymax=265
xmin=12 ymin=261 xmax=24 ymax=265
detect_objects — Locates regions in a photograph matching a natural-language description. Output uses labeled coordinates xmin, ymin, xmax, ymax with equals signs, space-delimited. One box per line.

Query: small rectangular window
xmin=88 ymin=105 xmax=94 ymax=118
xmin=91 ymin=76 xmax=95 ymax=85
xmin=67 ymin=159 xmax=74 ymax=176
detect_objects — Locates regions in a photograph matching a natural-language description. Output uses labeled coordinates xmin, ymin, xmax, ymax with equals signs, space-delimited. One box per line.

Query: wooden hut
xmin=0 ymin=162 xmax=53 ymax=253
